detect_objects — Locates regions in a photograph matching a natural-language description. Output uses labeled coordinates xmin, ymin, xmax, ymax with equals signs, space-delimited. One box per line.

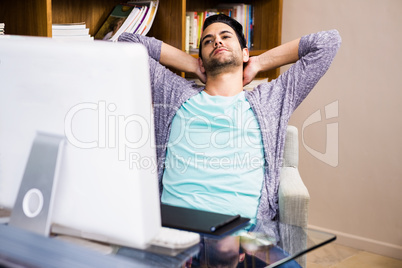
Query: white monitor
xmin=0 ymin=36 xmax=160 ymax=249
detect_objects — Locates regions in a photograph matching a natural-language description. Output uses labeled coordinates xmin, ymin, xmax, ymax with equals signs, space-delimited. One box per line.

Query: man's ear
xmin=198 ymin=57 xmax=205 ymax=73
xmin=239 ymin=253 xmax=246 ymax=263
xmin=243 ymin=48 xmax=250 ymax=63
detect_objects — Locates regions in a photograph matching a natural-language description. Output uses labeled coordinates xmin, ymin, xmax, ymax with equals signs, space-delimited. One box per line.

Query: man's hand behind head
xmin=243 ymin=56 xmax=261 ymax=86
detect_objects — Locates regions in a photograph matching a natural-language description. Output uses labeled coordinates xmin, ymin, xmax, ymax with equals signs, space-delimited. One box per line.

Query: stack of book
xmin=0 ymin=23 xmax=5 ymax=35
xmin=95 ymin=0 xmax=159 ymax=42
xmin=185 ymin=4 xmax=254 ymax=53
xmin=52 ymin=23 xmax=93 ymax=41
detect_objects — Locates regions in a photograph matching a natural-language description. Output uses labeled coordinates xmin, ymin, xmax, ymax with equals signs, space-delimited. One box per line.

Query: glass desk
xmin=116 ymin=220 xmax=336 ymax=268
xmin=0 ymin=217 xmax=335 ymax=268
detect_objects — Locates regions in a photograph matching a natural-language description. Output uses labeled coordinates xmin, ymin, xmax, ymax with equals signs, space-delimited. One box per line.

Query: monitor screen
xmin=0 ymin=36 xmax=160 ymax=248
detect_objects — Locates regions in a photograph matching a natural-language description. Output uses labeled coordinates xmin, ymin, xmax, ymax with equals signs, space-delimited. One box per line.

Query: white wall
xmin=281 ymin=0 xmax=402 ymax=260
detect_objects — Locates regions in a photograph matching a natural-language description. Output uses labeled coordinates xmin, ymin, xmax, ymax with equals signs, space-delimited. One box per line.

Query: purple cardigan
xmin=119 ymin=30 xmax=341 ymax=219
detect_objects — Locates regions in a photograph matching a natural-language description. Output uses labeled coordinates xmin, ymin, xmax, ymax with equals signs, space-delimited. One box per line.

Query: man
xmin=119 ymin=14 xmax=341 ymax=221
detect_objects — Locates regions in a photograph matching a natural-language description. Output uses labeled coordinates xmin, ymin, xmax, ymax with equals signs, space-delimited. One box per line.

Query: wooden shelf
xmin=0 ymin=0 xmax=282 ymax=79
xmin=0 ymin=0 xmax=52 ymax=37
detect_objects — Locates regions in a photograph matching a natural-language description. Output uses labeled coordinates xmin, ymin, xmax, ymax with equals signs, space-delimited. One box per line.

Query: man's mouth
xmin=212 ymin=47 xmax=228 ymax=56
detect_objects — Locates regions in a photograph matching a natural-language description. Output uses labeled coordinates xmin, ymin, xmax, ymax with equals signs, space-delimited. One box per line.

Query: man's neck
xmin=203 ymin=69 xmax=244 ymax=96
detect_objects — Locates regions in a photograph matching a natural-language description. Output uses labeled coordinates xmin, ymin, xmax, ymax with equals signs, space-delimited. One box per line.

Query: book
xmin=126 ymin=0 xmax=159 ymax=35
xmin=52 ymin=35 xmax=94 ymax=41
xmin=52 ymin=23 xmax=92 ymax=41
xmin=95 ymin=0 xmax=159 ymax=41
xmin=126 ymin=5 xmax=148 ymax=34
xmin=185 ymin=15 xmax=190 ymax=52
xmin=135 ymin=0 xmax=159 ymax=35
xmin=95 ymin=4 xmax=138 ymax=40
xmin=52 ymin=28 xmax=90 ymax=36
xmin=186 ymin=12 xmax=198 ymax=50
xmin=52 ymin=22 xmax=86 ymax=30
xmin=0 ymin=22 xmax=5 ymax=35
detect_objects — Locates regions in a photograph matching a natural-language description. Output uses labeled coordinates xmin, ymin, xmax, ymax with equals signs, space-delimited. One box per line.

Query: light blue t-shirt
xmin=161 ymin=91 xmax=264 ymax=220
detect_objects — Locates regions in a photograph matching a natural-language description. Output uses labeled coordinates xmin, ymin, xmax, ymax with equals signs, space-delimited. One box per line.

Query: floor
xmin=306 ymin=242 xmax=402 ymax=268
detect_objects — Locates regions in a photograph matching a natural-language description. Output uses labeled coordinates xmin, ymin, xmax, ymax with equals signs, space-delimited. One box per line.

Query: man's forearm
xmin=160 ymin=42 xmax=199 ymax=74
xmin=257 ymin=38 xmax=300 ymax=72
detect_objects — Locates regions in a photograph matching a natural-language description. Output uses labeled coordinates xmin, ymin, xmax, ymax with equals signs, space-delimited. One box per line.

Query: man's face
xmin=199 ymin=22 xmax=248 ymax=76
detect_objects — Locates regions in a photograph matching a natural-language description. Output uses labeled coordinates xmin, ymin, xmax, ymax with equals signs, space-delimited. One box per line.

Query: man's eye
xmin=204 ymin=40 xmax=212 ymax=45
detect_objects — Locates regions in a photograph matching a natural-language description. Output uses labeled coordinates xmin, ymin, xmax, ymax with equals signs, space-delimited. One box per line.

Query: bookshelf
xmin=0 ymin=0 xmax=282 ymax=79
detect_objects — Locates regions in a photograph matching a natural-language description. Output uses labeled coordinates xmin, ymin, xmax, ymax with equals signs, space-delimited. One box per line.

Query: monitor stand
xmin=9 ymin=132 xmax=65 ymax=236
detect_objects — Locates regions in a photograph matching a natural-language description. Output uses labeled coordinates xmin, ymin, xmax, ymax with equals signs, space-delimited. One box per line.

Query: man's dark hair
xmin=198 ymin=14 xmax=247 ymax=59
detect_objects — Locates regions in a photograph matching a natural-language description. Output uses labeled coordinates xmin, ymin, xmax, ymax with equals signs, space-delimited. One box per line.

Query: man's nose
xmin=214 ymin=37 xmax=223 ymax=47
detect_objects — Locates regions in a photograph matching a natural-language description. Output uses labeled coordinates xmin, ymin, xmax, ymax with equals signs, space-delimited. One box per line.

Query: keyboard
xmin=150 ymin=227 xmax=200 ymax=249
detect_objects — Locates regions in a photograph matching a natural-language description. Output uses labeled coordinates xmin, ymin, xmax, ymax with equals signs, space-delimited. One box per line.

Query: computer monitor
xmin=0 ymin=36 xmax=160 ymax=249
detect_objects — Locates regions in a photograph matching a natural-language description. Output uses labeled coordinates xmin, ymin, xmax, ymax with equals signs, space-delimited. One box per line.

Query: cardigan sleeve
xmin=245 ymin=30 xmax=341 ymax=220
xmin=118 ymin=33 xmax=162 ymax=62
xmin=249 ymin=30 xmax=341 ymax=123
xmin=281 ymin=29 xmax=342 ymax=113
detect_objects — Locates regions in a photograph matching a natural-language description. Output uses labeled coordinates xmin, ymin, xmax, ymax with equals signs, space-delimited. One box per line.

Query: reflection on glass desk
xmin=116 ymin=220 xmax=336 ymax=268
xmin=0 ymin=219 xmax=335 ymax=268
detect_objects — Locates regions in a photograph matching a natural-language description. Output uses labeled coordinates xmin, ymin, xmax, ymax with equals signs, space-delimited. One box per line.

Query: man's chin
xmin=207 ymin=58 xmax=238 ymax=70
